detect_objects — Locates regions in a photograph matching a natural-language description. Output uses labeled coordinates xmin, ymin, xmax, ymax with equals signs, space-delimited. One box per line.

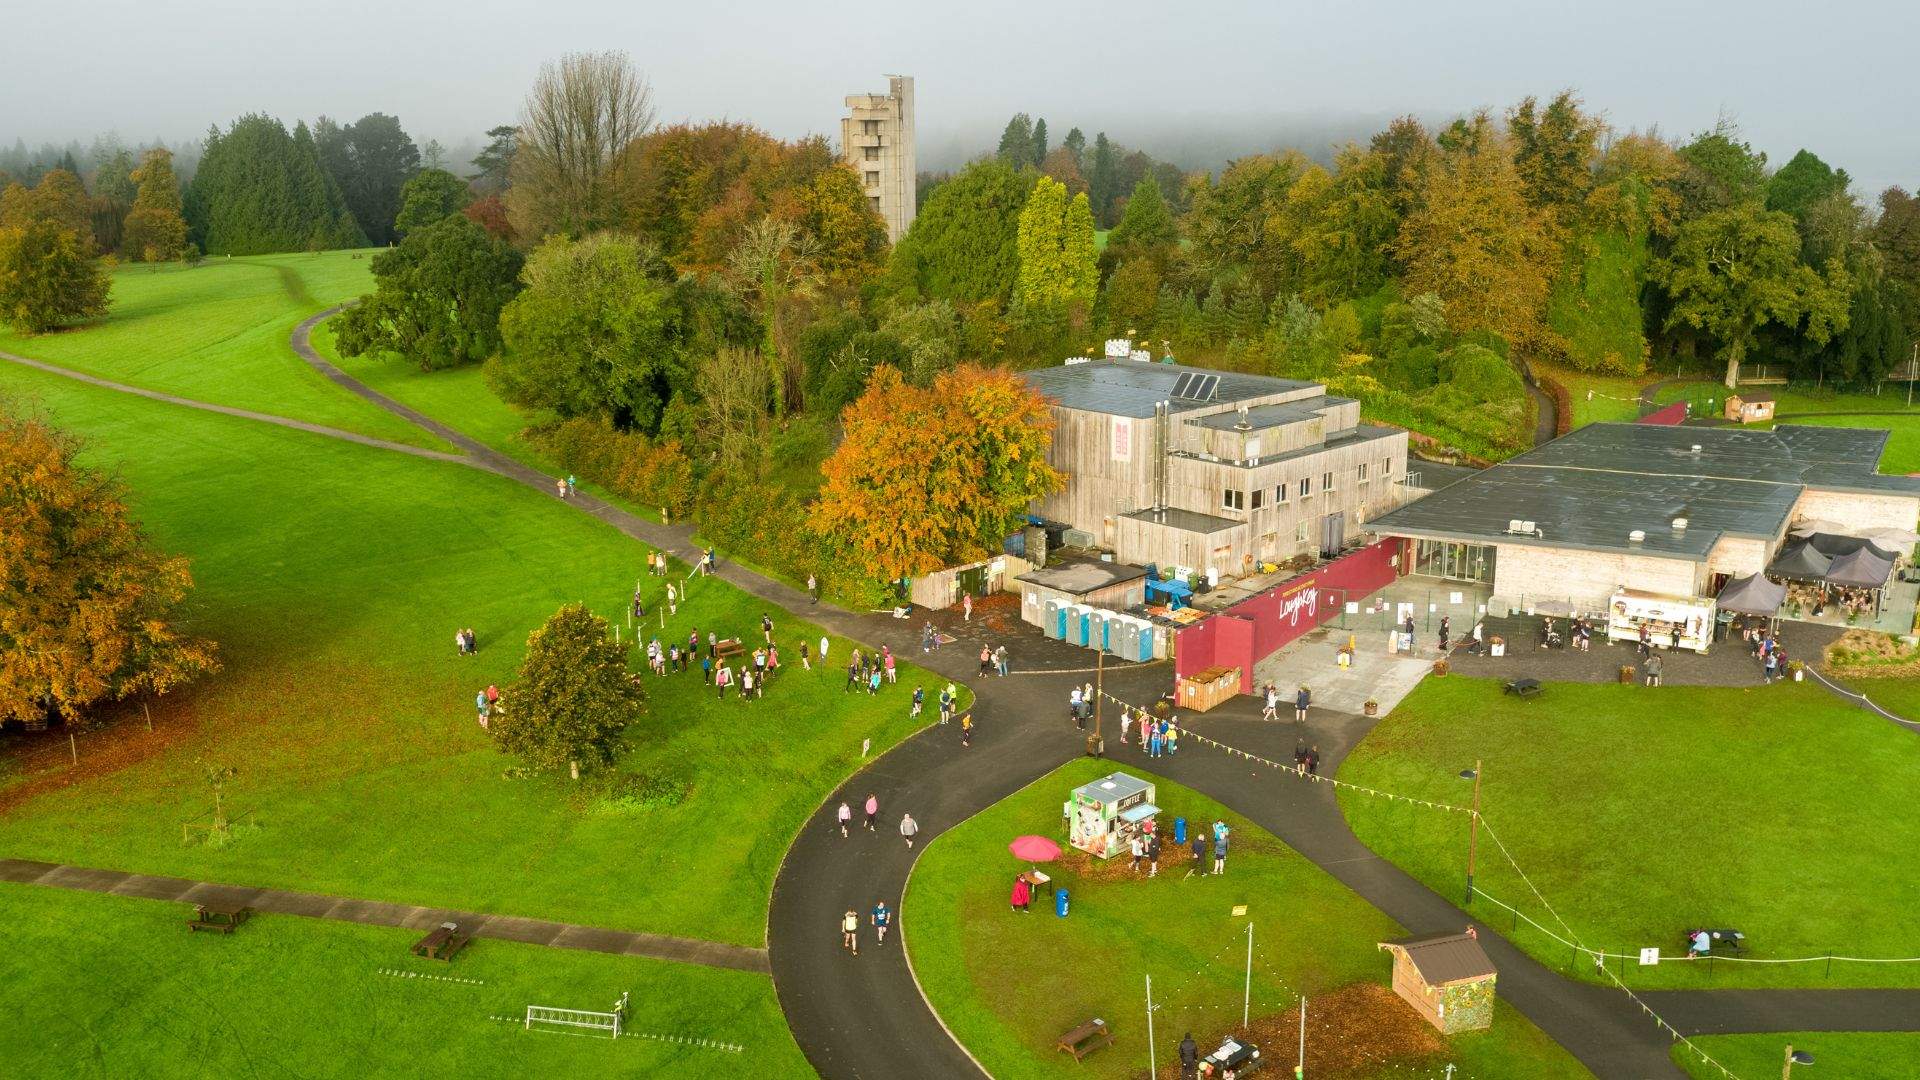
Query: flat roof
xmin=1073 ymin=772 xmax=1153 ymax=804
xmin=1366 ymin=422 xmax=1920 ymax=559
xmin=1023 ymin=359 xmax=1316 ymax=418
xmin=1121 ymin=506 xmax=1244 ymax=536
xmin=1016 ymin=557 xmax=1149 ymax=594
xmin=1189 ymin=397 xmax=1355 ymax=431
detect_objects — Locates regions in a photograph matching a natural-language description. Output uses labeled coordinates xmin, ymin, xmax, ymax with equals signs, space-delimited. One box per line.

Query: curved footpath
xmin=6 ymin=315 xmax=1918 ymax=1078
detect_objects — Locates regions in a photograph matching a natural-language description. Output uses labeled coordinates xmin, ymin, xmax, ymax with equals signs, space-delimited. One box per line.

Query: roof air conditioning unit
xmin=1690 ymin=444 xmax=1703 ymax=454
xmin=1672 ymin=517 xmax=1688 ymax=530
xmin=1507 ymin=519 xmax=1526 ymax=533
xmin=1628 ymin=530 xmax=1646 ymax=543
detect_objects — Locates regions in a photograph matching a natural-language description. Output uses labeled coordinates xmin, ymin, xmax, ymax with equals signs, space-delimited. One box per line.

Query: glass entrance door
xmin=1414 ymin=539 xmax=1495 ymax=583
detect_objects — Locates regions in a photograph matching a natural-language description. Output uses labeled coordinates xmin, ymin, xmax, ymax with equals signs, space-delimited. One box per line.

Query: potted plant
xmin=1619 ymin=664 xmax=1636 ymax=684
xmin=1363 ymin=698 xmax=1379 ymax=717
xmin=1433 ymin=658 xmax=1450 ymax=676
xmin=1789 ymin=659 xmax=1805 ymax=682
xmin=1487 ymin=635 xmax=1505 ymax=657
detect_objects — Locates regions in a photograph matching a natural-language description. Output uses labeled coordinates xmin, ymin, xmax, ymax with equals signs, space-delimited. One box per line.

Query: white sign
xmin=1639 ymin=947 xmax=1661 ymax=967
xmin=1111 ymin=420 xmax=1132 ymax=463
xmin=1450 ymin=591 xmax=1464 ymax=604
xmin=1344 ymin=602 xmax=1358 ymax=614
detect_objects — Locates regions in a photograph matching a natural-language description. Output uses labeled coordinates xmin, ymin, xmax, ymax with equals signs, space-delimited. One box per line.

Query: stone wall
xmin=1794 ymin=489 xmax=1920 ymax=535
xmin=1493 ymin=542 xmax=1702 ymax=610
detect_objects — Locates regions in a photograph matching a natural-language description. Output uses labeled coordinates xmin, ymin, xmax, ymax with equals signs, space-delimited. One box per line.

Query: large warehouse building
xmin=1364 ymin=422 xmax=1920 ymax=611
xmin=1021 ymin=358 xmax=1414 ymax=576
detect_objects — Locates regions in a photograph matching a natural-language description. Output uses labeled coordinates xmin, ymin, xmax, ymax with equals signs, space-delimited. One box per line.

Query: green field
xmin=0 ymin=883 xmax=810 ymax=1080
xmin=0 ymin=250 xmax=963 ymax=952
xmin=1673 ymin=1032 xmax=1920 ymax=1079
xmin=1339 ymin=677 xmax=1920 ymax=989
xmin=906 ymin=759 xmax=1590 ymax=1079
xmin=0 ymin=252 xmax=439 ymax=450
xmin=1534 ymin=362 xmax=1648 ymax=427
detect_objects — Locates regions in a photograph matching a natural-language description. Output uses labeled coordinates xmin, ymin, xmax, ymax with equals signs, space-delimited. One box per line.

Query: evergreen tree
xmin=469 ymin=125 xmax=519 ymax=195
xmin=997 ymin=114 xmax=1036 ymax=168
xmin=883 ymin=159 xmax=1030 ymax=308
xmin=1105 ymin=175 xmax=1178 ymax=266
xmin=1031 ymin=118 xmax=1049 ymax=168
xmin=393 ymin=168 xmax=473 ymax=236
xmin=1014 ymin=176 xmax=1097 ymax=314
xmin=1088 ymin=133 xmax=1118 ymax=227
xmin=1766 ymin=149 xmax=1850 ymax=221
xmin=186 ymin=115 xmax=365 ymax=255
xmin=90 ymin=148 xmax=137 ymax=205
xmin=122 ymin=148 xmax=188 ymax=262
xmin=1062 ymin=127 xmax=1086 ymax=169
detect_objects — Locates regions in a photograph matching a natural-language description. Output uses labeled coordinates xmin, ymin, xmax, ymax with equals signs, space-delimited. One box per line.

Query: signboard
xmin=1231 ymin=905 xmax=1248 ymax=917
xmin=1639 ymin=947 xmax=1660 ymax=966
xmin=1276 ymin=580 xmax=1319 ymax=628
xmin=1111 ymin=419 xmax=1132 ymax=463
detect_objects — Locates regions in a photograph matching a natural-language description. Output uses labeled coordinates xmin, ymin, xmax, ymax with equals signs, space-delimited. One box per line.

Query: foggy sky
xmin=4 ymin=0 xmax=1915 ymax=195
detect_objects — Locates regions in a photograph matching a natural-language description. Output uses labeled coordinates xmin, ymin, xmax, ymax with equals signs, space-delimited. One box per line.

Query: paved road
xmin=0 ymin=858 xmax=767 ymax=972
xmin=14 ymin=317 xmax=1920 ymax=1078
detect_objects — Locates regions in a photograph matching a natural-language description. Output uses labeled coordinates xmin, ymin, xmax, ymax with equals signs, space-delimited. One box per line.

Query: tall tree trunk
xmin=1722 ymin=340 xmax=1744 ymax=390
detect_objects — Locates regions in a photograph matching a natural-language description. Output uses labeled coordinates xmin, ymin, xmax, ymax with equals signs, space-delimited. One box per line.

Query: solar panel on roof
xmin=1192 ymin=373 xmax=1219 ymax=400
xmin=1169 ymin=372 xmax=1197 ymax=398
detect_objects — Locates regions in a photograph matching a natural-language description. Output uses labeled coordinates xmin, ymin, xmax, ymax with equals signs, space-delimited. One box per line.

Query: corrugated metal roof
xmin=1023 ymin=360 xmax=1316 ymax=418
xmin=1367 ymin=423 xmax=1917 ymax=558
xmin=1383 ymin=932 xmax=1496 ymax=985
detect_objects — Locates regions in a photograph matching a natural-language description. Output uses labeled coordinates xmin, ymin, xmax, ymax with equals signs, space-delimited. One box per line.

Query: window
xmin=1294 ymin=520 xmax=1311 ymax=544
xmin=870 ymin=196 xmax=882 ymax=210
xmin=1223 ymin=489 xmax=1245 ymax=511
xmin=1357 ymin=462 xmax=1368 ymax=481
xmin=863 ymin=146 xmax=880 ymax=161
xmin=861 ymin=119 xmax=880 ymax=136
xmin=1274 ymin=483 xmax=1287 ymax=505
xmin=865 ymin=170 xmax=881 ymax=186
xmin=1383 ymin=457 xmax=1393 ymax=476
xmin=1322 ymin=471 xmax=1335 ymax=492
xmin=1251 ymin=488 xmax=1265 ymax=510
xmin=1298 ymin=477 xmax=1311 ymax=498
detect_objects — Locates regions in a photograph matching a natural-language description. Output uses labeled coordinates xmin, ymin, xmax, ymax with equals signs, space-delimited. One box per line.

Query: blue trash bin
xmin=1174 ymin=817 xmax=1187 ymax=846
xmin=1056 ymin=888 xmax=1069 ymax=918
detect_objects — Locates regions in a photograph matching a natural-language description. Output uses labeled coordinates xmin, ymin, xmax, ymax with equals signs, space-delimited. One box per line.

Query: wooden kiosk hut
xmin=1378 ymin=932 xmax=1497 ymax=1034
xmin=1067 ymin=772 xmax=1158 ymax=859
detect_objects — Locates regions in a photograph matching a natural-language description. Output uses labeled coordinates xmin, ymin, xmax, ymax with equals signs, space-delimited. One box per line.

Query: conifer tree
xmin=122 ymin=148 xmax=188 ymax=262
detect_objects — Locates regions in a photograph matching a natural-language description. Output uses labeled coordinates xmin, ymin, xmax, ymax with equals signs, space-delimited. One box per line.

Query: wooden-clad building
xmin=1379 ymin=932 xmax=1497 ymax=1034
xmin=1022 ymin=359 xmax=1414 ymax=577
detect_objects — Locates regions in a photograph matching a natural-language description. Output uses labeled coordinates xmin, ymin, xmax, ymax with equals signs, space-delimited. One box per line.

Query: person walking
xmin=666 ymin=583 xmax=677 ymax=616
xmin=836 ymin=801 xmax=853 ymax=837
xmin=939 ymin=684 xmax=954 ymax=724
xmin=864 ymin=793 xmax=879 ymax=831
xmin=1147 ymin=829 xmax=1161 ymax=877
xmin=979 ymin=645 xmax=992 ymax=677
xmin=962 ymin=592 xmax=973 ymax=622
xmin=867 ymin=667 xmax=882 ymax=695
xmin=922 ymin=622 xmax=934 ymax=652
xmin=800 ymin=640 xmax=811 ymax=671
xmin=995 ymin=645 xmax=1009 ymax=677
xmin=1306 ymin=745 xmax=1320 ymax=776
xmin=960 ymin=712 xmax=973 ymax=747
xmin=1295 ymin=684 xmax=1311 ymax=723
xmin=555 ymin=477 xmax=567 ymax=499
xmin=1179 ymin=1033 xmax=1200 ymax=1080
xmin=807 ymin=573 xmax=819 ymax=605
xmin=701 ymin=655 xmax=713 ymax=684
xmin=1646 ymin=653 xmax=1664 ymax=687
xmin=883 ymin=649 xmax=896 ymax=684
xmin=1165 ymin=719 xmax=1179 ymax=755
xmin=911 ymin=686 xmax=924 ymax=718
xmin=1262 ymin=683 xmax=1278 ymax=721
xmin=899 ymin=812 xmax=920 ymax=849
xmin=844 ymin=658 xmax=860 ymax=693
xmin=565 ymin=474 xmax=577 ymax=497
xmin=475 ymin=689 xmax=490 ymax=729
xmin=842 ymin=910 xmax=859 ymax=955
xmin=762 ymin=613 xmax=774 ymax=644
xmin=1403 ymin=614 xmax=1416 ymax=652
xmin=1213 ymin=830 xmax=1229 ymax=875
xmin=456 ymin=629 xmax=468 ymax=656
xmin=1120 ymin=709 xmax=1133 ymax=746
xmin=1190 ymin=831 xmax=1207 ymax=874
xmin=870 ymin=900 xmax=891 ymax=945
xmin=1129 ymin=831 xmax=1145 ymax=874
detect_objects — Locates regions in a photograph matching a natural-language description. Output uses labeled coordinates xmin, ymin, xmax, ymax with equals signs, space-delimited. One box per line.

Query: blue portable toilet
xmin=1088 ymin=610 xmax=1109 ymax=652
xmin=1174 ymin=817 xmax=1187 ymax=846
xmin=1067 ymin=605 xmax=1089 ymax=647
xmin=1056 ymin=888 xmax=1069 ymax=917
xmin=1042 ymin=598 xmax=1063 ymax=640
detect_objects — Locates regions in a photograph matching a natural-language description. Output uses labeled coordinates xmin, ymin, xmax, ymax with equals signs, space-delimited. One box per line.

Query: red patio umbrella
xmin=1008 ymin=835 xmax=1062 ymax=863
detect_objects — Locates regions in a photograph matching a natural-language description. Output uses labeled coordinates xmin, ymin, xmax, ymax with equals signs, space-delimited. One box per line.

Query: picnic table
xmin=714 ymin=637 xmax=746 ymax=660
xmin=411 ymin=922 xmax=471 ymax=961
xmin=1056 ymin=1018 xmax=1113 ymax=1061
xmin=187 ymin=901 xmax=252 ymax=934
xmin=1020 ymin=869 xmax=1054 ymax=896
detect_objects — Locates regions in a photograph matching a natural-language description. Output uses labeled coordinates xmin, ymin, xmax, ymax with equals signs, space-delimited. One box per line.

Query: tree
xmin=1766 ymin=149 xmax=1849 ymax=221
xmin=1015 ymin=176 xmax=1097 ymax=314
xmin=1654 ymin=202 xmax=1852 ymax=386
xmin=335 ymin=215 xmax=523 ymax=370
xmin=422 ymin=139 xmax=447 ymax=170
xmin=490 ymin=232 xmax=679 ymax=429
xmin=1105 ymin=175 xmax=1178 ymax=267
xmin=1183 ymin=150 xmax=1313 ymax=298
xmin=121 ymin=148 xmax=188 ymax=262
xmin=0 ymin=182 xmax=111 ymax=332
xmin=1368 ymin=115 xmax=1436 ymax=217
xmin=694 ymin=345 xmax=771 ymax=469
xmin=1290 ymin=145 xmax=1398 ymax=305
xmin=997 ymin=114 xmax=1036 ymax=168
xmin=1030 ymin=118 xmax=1049 ymax=168
xmin=1040 ymin=147 xmax=1087 ymax=197
xmin=27 ymin=169 xmax=92 ymax=238
xmin=509 ymin=51 xmax=654 ymax=240
xmin=393 ymin=167 xmax=472 ymax=236
xmin=0 ymin=404 xmax=218 ymax=729
xmin=1507 ymin=91 xmax=1603 ymax=226
xmin=462 ymin=194 xmax=514 ymax=242
xmin=816 ymin=364 xmax=1064 ymax=580
xmin=1062 ymin=128 xmax=1086 ymax=169
xmin=1087 ymin=133 xmax=1118 ymax=228
xmin=1676 ymin=121 xmax=1769 ymax=215
xmin=468 ymin=125 xmax=519 ymax=196
xmin=490 ymin=603 xmax=643 ymax=779
xmin=883 ymin=159 xmax=1030 ymax=307
xmin=1394 ymin=121 xmax=1560 ymax=348
xmin=185 ymin=115 xmax=363 ymax=254
xmin=794 ymin=164 xmax=888 ymax=286
xmin=314 ymin=113 xmax=421 ymax=245
xmin=89 ymin=144 xmax=137 ymax=205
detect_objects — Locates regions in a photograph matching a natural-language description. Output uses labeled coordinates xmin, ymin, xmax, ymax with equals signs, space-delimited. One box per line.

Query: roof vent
xmin=1629 ymin=529 xmax=1646 ymax=543
xmin=1672 ymin=517 xmax=1689 ymax=530
xmin=1690 ymin=444 xmax=1702 ymax=454
xmin=1234 ymin=402 xmax=1251 ymax=430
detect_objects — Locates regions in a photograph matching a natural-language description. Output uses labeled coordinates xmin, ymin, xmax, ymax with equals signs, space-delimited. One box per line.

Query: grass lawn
xmin=906 ymin=758 xmax=1589 ymax=1079
xmin=1533 ymin=362 xmax=1648 ymax=428
xmin=0 ymin=355 xmax=959 ymax=948
xmin=0 ymin=882 xmax=812 ymax=1080
xmin=1672 ymin=1032 xmax=1920 ymax=1079
xmin=1339 ymin=677 xmax=1920 ymax=989
xmin=0 ymin=251 xmax=440 ymax=451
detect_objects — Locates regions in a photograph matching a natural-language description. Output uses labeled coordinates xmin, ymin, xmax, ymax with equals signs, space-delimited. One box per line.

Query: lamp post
xmin=1782 ymin=1045 xmax=1813 ymax=1079
xmin=1460 ymin=762 xmax=1482 ymax=905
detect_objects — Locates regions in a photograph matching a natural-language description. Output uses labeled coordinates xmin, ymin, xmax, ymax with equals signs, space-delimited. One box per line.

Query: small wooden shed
xmin=1724 ymin=392 xmax=1775 ymax=424
xmin=1379 ymin=932 xmax=1497 ymax=1034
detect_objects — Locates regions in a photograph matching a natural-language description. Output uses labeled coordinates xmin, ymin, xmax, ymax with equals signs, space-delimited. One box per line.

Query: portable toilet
xmin=1087 ymin=610 xmax=1109 ymax=652
xmin=1042 ymin=598 xmax=1063 ymax=640
xmin=1135 ymin=620 xmax=1157 ymax=662
xmin=1114 ymin=616 xmax=1140 ymax=660
xmin=1067 ymin=605 xmax=1089 ymax=647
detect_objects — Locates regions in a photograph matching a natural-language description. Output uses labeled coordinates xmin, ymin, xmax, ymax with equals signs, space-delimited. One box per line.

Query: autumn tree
xmin=0 ymin=175 xmax=111 ymax=333
xmin=1654 ymin=202 xmax=1851 ymax=387
xmin=490 ymin=603 xmax=643 ymax=780
xmin=1394 ymin=121 xmax=1559 ymax=348
xmin=1184 ymin=151 xmax=1314 ymax=298
xmin=1288 ymin=145 xmax=1399 ymax=305
xmin=816 ymin=364 xmax=1064 ymax=581
xmin=393 ymin=167 xmax=473 ymax=236
xmin=794 ymin=164 xmax=888 ymax=287
xmin=0 ymin=404 xmax=218 ymax=730
xmin=1014 ymin=175 xmax=1097 ymax=315
xmin=1507 ymin=91 xmax=1604 ymax=226
xmin=121 ymin=148 xmax=189 ymax=262
xmin=509 ymin=51 xmax=654 ymax=239
xmin=335 ymin=215 xmax=524 ymax=370
xmin=491 ymin=231 xmax=678 ymax=429
xmin=1041 ymin=146 xmax=1088 ymax=197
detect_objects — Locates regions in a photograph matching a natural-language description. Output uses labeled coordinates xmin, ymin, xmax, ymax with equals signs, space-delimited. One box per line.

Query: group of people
xmin=1259 ymin=683 xmax=1312 ymax=722
xmin=977 ymin=643 xmax=1010 ymax=677
xmin=473 ymin=683 xmax=499 ymax=728
xmin=1122 ymin=707 xmax=1180 ymax=757
xmin=844 ymin=644 xmax=897 ymax=694
xmin=1292 ymin=743 xmax=1321 ymax=775
xmin=552 ymin=474 xmax=577 ymax=499
xmin=834 ymin=801 xmax=916 ymax=956
xmin=839 ymin=900 xmax=892 ymax=956
xmin=453 ymin=627 xmax=478 ymax=656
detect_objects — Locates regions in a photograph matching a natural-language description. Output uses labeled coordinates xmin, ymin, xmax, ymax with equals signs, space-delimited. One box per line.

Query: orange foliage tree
xmin=0 ymin=404 xmax=218 ymax=729
xmin=817 ymin=364 xmax=1065 ymax=581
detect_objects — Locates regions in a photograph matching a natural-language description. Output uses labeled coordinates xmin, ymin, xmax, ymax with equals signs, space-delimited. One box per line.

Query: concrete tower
xmin=841 ymin=75 xmax=916 ymax=243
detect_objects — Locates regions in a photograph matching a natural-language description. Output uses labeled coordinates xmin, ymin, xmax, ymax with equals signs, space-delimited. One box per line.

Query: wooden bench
xmin=1057 ymin=1019 xmax=1113 ymax=1061
xmin=187 ymin=902 xmax=252 ymax=934
xmin=714 ymin=638 xmax=746 ymax=660
xmin=411 ymin=922 xmax=471 ymax=961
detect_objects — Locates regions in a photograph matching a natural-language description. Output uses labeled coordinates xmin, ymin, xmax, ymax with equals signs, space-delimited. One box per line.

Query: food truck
xmin=1068 ymin=772 xmax=1159 ymax=859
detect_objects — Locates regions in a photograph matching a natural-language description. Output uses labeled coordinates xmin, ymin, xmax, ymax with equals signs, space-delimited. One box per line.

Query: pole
xmin=1243 ymin=922 xmax=1253 ymax=1028
xmin=69 ymin=731 xmax=78 ymax=766
xmin=1145 ymin=974 xmax=1156 ymax=1076
xmin=1782 ymin=1043 xmax=1794 ymax=1080
xmin=1297 ymin=994 xmax=1306 ymax=1078
xmin=1465 ymin=759 xmax=1482 ymax=905
xmin=1095 ymin=649 xmax=1104 ymax=739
